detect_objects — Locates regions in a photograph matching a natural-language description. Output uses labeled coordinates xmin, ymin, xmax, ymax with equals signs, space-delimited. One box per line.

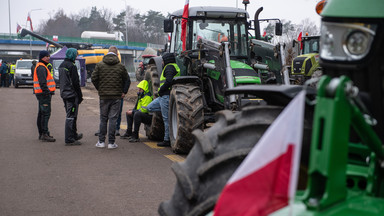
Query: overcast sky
xmin=1 ymin=0 xmax=321 ymax=35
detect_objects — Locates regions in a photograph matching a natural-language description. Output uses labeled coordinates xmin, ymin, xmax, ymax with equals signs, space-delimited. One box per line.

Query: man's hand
xmin=121 ymin=93 xmax=126 ymax=98
xmin=127 ymin=109 xmax=133 ymax=115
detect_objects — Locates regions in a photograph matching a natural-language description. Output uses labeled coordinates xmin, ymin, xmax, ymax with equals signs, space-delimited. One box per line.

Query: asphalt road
xmin=0 ymin=85 xmax=185 ymax=216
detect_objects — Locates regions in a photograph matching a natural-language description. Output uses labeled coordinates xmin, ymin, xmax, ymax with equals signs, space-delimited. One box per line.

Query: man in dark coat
xmin=92 ymin=46 xmax=129 ymax=149
xmin=58 ymin=48 xmax=83 ymax=145
xmin=0 ymin=61 xmax=7 ymax=87
xmin=34 ymin=50 xmax=56 ymax=142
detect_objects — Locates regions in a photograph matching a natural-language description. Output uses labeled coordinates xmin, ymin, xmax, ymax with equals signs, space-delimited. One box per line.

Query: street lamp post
xmin=28 ymin=8 xmax=42 ymax=58
xmin=8 ymin=0 xmax=11 ymax=39
xmin=122 ymin=0 xmax=128 ymax=47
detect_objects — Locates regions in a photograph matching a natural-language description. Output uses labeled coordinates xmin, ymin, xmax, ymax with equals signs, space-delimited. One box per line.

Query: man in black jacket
xmin=146 ymin=53 xmax=180 ymax=147
xmin=59 ymin=48 xmax=83 ymax=145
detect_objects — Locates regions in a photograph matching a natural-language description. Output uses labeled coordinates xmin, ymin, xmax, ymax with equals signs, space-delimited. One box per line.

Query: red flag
xmin=297 ymin=32 xmax=303 ymax=50
xmin=297 ymin=32 xmax=302 ymax=42
xmin=262 ymin=31 xmax=267 ymax=37
xmin=27 ymin=13 xmax=33 ymax=31
xmin=16 ymin=23 xmax=22 ymax=34
xmin=181 ymin=0 xmax=189 ymax=51
xmin=214 ymin=91 xmax=306 ymax=216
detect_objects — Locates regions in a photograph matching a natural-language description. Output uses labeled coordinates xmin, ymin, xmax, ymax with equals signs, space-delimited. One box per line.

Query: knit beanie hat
xmin=39 ymin=50 xmax=50 ymax=61
xmin=162 ymin=53 xmax=175 ymax=65
xmin=66 ymin=48 xmax=78 ymax=62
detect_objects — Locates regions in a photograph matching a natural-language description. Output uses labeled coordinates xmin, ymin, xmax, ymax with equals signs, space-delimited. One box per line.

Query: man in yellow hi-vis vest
xmin=146 ymin=53 xmax=180 ymax=147
xmin=9 ymin=62 xmax=15 ymax=87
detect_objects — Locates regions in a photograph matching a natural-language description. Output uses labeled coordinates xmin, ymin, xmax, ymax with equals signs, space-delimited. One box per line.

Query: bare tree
xmin=39 ymin=9 xmax=81 ymax=37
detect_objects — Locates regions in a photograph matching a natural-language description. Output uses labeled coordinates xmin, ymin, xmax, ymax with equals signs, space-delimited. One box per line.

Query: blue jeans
xmin=8 ymin=74 xmax=14 ymax=86
xmin=99 ymin=99 xmax=121 ymax=144
xmin=146 ymin=95 xmax=170 ymax=141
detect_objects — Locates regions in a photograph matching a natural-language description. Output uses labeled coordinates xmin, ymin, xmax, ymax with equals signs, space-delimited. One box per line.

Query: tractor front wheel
xmin=169 ymin=84 xmax=204 ymax=154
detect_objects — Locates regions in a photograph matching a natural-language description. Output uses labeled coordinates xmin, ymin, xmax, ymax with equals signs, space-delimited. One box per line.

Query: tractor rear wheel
xmin=144 ymin=64 xmax=164 ymax=141
xmin=135 ymin=67 xmax=145 ymax=82
xmin=169 ymin=84 xmax=204 ymax=154
xmin=159 ymin=105 xmax=312 ymax=216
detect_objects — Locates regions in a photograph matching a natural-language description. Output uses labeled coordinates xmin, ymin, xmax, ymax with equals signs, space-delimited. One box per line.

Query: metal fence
xmin=0 ymin=33 xmax=162 ymax=49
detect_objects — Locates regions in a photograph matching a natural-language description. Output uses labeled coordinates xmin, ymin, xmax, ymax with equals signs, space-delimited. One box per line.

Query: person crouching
xmin=120 ymin=80 xmax=152 ymax=142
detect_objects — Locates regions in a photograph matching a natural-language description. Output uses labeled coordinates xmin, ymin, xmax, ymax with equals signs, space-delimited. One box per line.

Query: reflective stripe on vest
xmin=10 ymin=65 xmax=15 ymax=74
xmin=158 ymin=63 xmax=180 ymax=91
xmin=33 ymin=62 xmax=56 ymax=94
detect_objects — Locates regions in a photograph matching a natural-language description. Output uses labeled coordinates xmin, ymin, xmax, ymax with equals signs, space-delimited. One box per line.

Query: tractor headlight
xmin=320 ymin=21 xmax=376 ymax=61
xmin=345 ymin=30 xmax=370 ymax=56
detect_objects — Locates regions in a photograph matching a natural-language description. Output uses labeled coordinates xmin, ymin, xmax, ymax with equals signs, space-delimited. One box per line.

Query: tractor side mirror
xmin=164 ymin=20 xmax=173 ymax=33
xmin=275 ymin=23 xmax=282 ymax=36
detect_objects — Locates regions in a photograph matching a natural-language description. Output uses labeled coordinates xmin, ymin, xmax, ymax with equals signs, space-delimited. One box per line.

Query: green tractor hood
xmin=322 ymin=0 xmax=384 ymax=18
xmin=207 ymin=60 xmax=261 ymax=85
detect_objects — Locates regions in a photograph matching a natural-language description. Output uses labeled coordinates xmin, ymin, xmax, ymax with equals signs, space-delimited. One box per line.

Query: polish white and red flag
xmin=180 ymin=0 xmax=189 ymax=51
xmin=27 ymin=13 xmax=34 ymax=31
xmin=214 ymin=90 xmax=306 ymax=216
xmin=16 ymin=23 xmax=22 ymax=34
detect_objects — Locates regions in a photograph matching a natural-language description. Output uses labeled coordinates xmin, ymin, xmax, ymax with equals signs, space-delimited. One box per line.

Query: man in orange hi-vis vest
xmin=33 ymin=50 xmax=56 ymax=142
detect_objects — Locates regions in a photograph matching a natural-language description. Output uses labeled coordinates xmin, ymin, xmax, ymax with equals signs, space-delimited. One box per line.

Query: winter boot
xmin=75 ymin=133 xmax=83 ymax=141
xmin=120 ymin=130 xmax=132 ymax=139
xmin=129 ymin=131 xmax=140 ymax=142
xmin=41 ymin=133 xmax=56 ymax=142
xmin=157 ymin=140 xmax=170 ymax=147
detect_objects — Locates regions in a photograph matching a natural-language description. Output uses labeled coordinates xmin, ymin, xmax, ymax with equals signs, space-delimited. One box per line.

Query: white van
xmin=14 ymin=59 xmax=37 ymax=88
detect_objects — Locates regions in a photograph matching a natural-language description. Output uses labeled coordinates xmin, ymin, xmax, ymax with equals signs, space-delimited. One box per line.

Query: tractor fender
xmin=171 ymin=76 xmax=201 ymax=87
xmin=225 ymin=85 xmax=316 ymax=106
xmin=148 ymin=56 xmax=163 ymax=75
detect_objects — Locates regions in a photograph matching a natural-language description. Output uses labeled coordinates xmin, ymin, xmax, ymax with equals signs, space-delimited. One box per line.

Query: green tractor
xmin=159 ymin=0 xmax=384 ymax=215
xmin=291 ymin=35 xmax=321 ymax=85
xmin=144 ymin=6 xmax=283 ymax=153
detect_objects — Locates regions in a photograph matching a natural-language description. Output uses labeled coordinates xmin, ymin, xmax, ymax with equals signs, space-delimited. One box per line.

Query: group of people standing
xmin=0 ymin=61 xmax=16 ymax=87
xmin=33 ymin=46 xmax=180 ymax=149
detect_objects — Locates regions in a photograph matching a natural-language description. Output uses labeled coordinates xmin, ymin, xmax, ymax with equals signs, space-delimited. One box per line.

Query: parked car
xmin=14 ymin=59 xmax=37 ymax=88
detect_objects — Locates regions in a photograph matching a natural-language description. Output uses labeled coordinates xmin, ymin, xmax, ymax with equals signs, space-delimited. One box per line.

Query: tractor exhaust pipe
xmin=223 ymin=42 xmax=237 ymax=106
xmin=20 ymin=28 xmax=63 ymax=48
xmin=254 ymin=7 xmax=263 ymax=40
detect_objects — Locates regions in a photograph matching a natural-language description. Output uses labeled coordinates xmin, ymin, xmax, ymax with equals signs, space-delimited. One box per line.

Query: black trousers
xmin=63 ymin=97 xmax=79 ymax=143
xmin=126 ymin=110 xmax=152 ymax=133
xmin=36 ymin=94 xmax=52 ymax=135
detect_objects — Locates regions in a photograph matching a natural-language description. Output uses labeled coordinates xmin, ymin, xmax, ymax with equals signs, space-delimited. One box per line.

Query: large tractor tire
xmin=169 ymin=84 xmax=204 ymax=154
xmin=135 ymin=67 xmax=145 ymax=82
xmin=144 ymin=64 xmax=164 ymax=141
xmin=159 ymin=105 xmax=313 ymax=216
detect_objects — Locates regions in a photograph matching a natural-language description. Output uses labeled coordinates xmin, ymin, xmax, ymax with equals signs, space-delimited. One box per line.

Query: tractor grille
xmin=292 ymin=57 xmax=306 ymax=74
xmin=234 ymin=68 xmax=258 ymax=77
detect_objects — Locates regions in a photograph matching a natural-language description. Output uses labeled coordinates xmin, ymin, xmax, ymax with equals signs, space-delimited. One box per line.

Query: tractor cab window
xmin=303 ymin=38 xmax=320 ymax=54
xmin=172 ymin=18 xmax=184 ymax=55
xmin=192 ymin=20 xmax=248 ymax=57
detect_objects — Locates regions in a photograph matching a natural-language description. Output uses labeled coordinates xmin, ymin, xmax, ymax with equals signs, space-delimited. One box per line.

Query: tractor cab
xmin=165 ymin=7 xmax=250 ymax=61
xmin=301 ymin=36 xmax=320 ymax=55
xmin=291 ymin=35 xmax=321 ymax=85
